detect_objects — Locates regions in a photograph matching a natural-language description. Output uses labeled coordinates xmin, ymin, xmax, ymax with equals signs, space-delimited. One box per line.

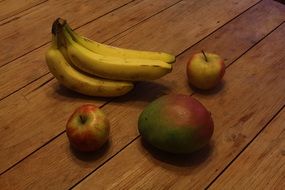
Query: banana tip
xmin=51 ymin=18 xmax=66 ymax=35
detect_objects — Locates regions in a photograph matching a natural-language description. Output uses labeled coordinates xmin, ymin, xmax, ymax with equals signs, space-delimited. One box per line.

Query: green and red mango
xmin=138 ymin=94 xmax=214 ymax=154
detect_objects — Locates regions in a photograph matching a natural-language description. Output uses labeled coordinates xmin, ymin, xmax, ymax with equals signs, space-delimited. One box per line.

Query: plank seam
xmin=69 ymin=136 xmax=141 ymax=190
xmin=0 ymin=0 xmax=136 ymax=68
xmin=175 ymin=0 xmax=264 ymax=58
xmin=0 ymin=72 xmax=51 ymax=102
xmin=102 ymin=0 xmax=183 ymax=44
xmin=0 ymin=0 xmax=48 ymax=22
xmin=225 ymin=21 xmax=285 ymax=68
xmin=205 ymin=104 xmax=285 ymax=189
xmin=0 ymin=16 xmax=22 ymax=26
xmin=0 ymin=130 xmax=65 ymax=176
xmin=24 ymin=75 xmax=54 ymax=96
xmin=0 ymin=41 xmax=50 ymax=69
xmin=71 ymin=0 xmax=136 ymax=31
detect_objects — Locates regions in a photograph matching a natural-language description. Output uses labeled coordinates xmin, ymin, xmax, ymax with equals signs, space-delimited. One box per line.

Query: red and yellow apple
xmin=186 ymin=51 xmax=225 ymax=90
xmin=66 ymin=104 xmax=110 ymax=152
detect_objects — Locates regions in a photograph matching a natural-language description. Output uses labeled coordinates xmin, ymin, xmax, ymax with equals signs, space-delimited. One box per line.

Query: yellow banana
xmin=64 ymin=23 xmax=175 ymax=63
xmin=45 ymin=35 xmax=134 ymax=97
xmin=62 ymin=28 xmax=173 ymax=81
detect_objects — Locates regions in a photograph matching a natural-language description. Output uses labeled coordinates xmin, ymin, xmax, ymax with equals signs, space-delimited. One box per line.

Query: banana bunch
xmin=45 ymin=18 xmax=175 ymax=97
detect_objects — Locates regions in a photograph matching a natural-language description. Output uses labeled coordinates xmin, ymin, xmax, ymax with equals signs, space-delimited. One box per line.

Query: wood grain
xmin=0 ymin=0 xmax=181 ymax=100
xmin=0 ymin=73 xmax=110 ymax=175
xmin=0 ymin=0 xmax=133 ymax=67
xmin=107 ymin=0 xmax=260 ymax=54
xmin=73 ymin=23 xmax=285 ymax=190
xmin=119 ymin=0 xmax=285 ymax=95
xmin=209 ymin=108 xmax=285 ymax=190
xmin=0 ymin=0 xmax=265 ymax=174
xmin=0 ymin=0 xmax=46 ymax=21
xmin=74 ymin=0 xmax=182 ymax=45
xmin=1 ymin=2 xmax=284 ymax=189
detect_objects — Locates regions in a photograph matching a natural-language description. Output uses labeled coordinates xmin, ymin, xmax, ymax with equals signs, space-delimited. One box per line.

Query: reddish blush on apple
xmin=66 ymin=104 xmax=110 ymax=152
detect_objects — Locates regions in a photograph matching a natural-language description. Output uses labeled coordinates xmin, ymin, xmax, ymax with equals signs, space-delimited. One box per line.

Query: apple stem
xmin=202 ymin=50 xmax=208 ymax=62
xmin=79 ymin=115 xmax=87 ymax=124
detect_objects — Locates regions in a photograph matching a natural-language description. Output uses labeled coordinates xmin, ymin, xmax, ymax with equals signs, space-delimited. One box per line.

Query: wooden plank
xmin=71 ymin=24 xmax=285 ymax=189
xmin=0 ymin=0 xmax=47 ymax=21
xmin=0 ymin=0 xmax=181 ymax=100
xmin=0 ymin=2 xmax=264 ymax=172
xmin=0 ymin=0 xmax=133 ymax=67
xmin=1 ymin=1 xmax=284 ymax=189
xmin=209 ymin=108 xmax=285 ymax=190
xmin=107 ymin=0 xmax=260 ymax=54
xmin=74 ymin=0 xmax=182 ymax=44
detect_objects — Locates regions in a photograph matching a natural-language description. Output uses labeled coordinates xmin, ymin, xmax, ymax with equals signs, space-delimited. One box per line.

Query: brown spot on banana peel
xmin=138 ymin=65 xmax=172 ymax=75
xmin=82 ymin=37 xmax=99 ymax=46
xmin=139 ymin=65 xmax=149 ymax=67
xmin=58 ymin=74 xmax=65 ymax=80
xmin=139 ymin=64 xmax=160 ymax=67
xmin=139 ymin=64 xmax=171 ymax=68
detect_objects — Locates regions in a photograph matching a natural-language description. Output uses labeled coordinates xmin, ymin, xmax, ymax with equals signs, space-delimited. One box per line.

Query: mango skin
xmin=138 ymin=94 xmax=214 ymax=154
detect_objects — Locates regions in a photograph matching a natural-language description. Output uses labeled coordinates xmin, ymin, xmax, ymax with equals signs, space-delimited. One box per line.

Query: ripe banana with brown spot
xmin=45 ymin=35 xmax=134 ymax=97
xmin=61 ymin=27 xmax=173 ymax=81
xmin=63 ymin=22 xmax=175 ymax=63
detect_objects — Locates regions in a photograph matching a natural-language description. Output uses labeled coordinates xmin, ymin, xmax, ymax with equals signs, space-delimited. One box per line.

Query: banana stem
xmin=51 ymin=18 xmax=66 ymax=48
xmin=51 ymin=19 xmax=59 ymax=35
xmin=51 ymin=34 xmax=58 ymax=48
xmin=51 ymin=18 xmax=72 ymax=49
xmin=62 ymin=27 xmax=74 ymax=46
xmin=64 ymin=23 xmax=77 ymax=39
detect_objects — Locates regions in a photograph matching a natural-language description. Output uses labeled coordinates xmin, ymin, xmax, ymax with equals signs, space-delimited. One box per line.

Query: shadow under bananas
xmin=54 ymin=83 xmax=111 ymax=102
xmin=111 ymin=80 xmax=171 ymax=104
xmin=51 ymin=80 xmax=170 ymax=105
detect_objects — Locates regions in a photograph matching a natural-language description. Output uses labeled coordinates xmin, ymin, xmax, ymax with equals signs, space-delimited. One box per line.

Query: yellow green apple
xmin=186 ymin=51 xmax=225 ymax=90
xmin=66 ymin=104 xmax=110 ymax=152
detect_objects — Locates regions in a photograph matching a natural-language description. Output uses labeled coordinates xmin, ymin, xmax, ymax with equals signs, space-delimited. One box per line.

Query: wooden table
xmin=1 ymin=0 xmax=285 ymax=189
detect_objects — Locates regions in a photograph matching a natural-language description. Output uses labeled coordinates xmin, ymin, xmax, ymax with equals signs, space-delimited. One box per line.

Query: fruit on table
xmin=45 ymin=19 xmax=134 ymax=97
xmin=60 ymin=21 xmax=173 ymax=81
xmin=186 ymin=51 xmax=225 ymax=90
xmin=64 ymin=23 xmax=175 ymax=63
xmin=66 ymin=104 xmax=110 ymax=152
xmin=138 ymin=94 xmax=214 ymax=154
xmin=62 ymin=27 xmax=173 ymax=81
xmin=45 ymin=37 xmax=134 ymax=97
xmin=45 ymin=18 xmax=175 ymax=97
